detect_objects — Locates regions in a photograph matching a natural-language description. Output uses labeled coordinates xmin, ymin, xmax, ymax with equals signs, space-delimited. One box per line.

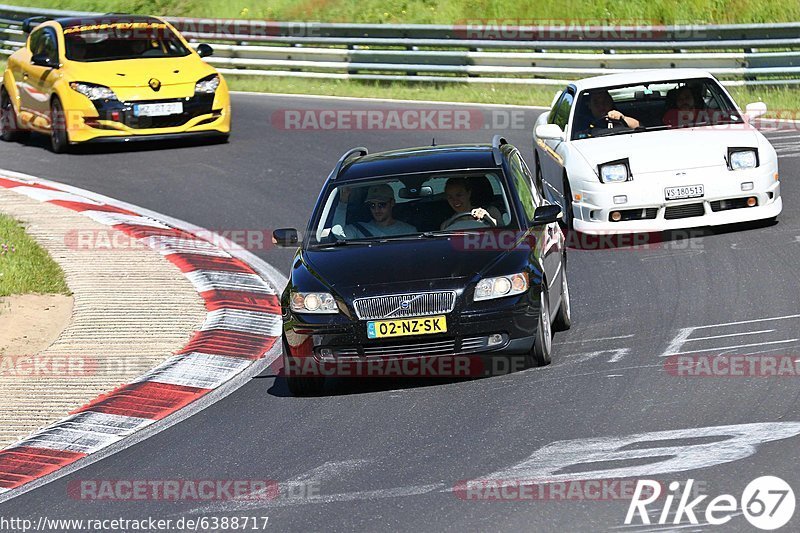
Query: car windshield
xmin=571 ymin=78 xmax=741 ymax=140
xmin=308 ymin=172 xmax=518 ymax=247
xmin=63 ymin=21 xmax=191 ymax=62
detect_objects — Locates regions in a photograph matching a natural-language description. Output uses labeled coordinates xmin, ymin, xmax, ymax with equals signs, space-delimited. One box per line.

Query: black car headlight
xmin=290 ymin=291 xmax=338 ymax=314
xmin=70 ymin=82 xmax=117 ymax=101
xmin=598 ymin=158 xmax=632 ymax=183
xmin=474 ymin=273 xmax=528 ymax=302
xmin=728 ymin=148 xmax=758 ymax=170
xmin=195 ymin=74 xmax=220 ymax=94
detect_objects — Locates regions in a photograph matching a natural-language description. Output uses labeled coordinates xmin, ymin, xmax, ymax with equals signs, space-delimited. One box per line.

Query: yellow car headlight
xmin=70 ymin=82 xmax=118 ymax=101
xmin=195 ymin=74 xmax=220 ymax=94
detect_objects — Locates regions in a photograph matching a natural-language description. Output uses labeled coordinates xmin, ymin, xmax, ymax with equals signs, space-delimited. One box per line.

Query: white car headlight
xmin=729 ymin=149 xmax=758 ymax=170
xmin=69 ymin=82 xmax=117 ymax=101
xmin=598 ymin=159 xmax=632 ymax=183
xmin=290 ymin=292 xmax=338 ymax=314
xmin=474 ymin=273 xmax=529 ymax=302
xmin=195 ymin=74 xmax=220 ymax=94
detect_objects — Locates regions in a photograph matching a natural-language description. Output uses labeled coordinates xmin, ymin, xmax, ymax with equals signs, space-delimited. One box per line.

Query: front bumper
xmin=62 ymin=88 xmax=231 ymax=144
xmin=283 ymin=298 xmax=539 ymax=378
xmin=571 ymin=166 xmax=781 ymax=234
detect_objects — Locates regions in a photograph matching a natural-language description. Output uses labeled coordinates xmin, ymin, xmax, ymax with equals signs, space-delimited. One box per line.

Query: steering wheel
xmin=604 ymin=115 xmax=629 ymax=128
xmin=442 ymin=211 xmax=497 ymax=229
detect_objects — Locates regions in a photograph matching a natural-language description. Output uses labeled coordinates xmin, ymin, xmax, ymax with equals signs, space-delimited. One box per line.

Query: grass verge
xmin=0 ymin=213 xmax=70 ymax=297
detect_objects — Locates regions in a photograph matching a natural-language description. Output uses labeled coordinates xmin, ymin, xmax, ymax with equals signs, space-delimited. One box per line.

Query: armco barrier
xmin=0 ymin=4 xmax=799 ymax=86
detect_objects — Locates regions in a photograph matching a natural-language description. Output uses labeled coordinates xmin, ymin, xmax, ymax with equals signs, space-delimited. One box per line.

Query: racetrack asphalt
xmin=1 ymin=93 xmax=799 ymax=531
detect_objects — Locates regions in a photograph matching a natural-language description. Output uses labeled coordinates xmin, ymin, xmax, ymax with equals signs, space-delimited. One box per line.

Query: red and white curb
xmin=0 ymin=171 xmax=287 ymax=500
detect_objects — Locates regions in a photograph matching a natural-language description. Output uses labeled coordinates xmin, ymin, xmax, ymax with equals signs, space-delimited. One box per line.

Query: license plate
xmin=665 ymin=184 xmax=704 ymax=200
xmin=133 ymin=102 xmax=183 ymax=117
xmin=367 ymin=315 xmax=447 ymax=339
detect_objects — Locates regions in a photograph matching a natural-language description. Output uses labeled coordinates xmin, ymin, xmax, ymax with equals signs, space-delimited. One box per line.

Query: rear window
xmin=63 ymin=21 xmax=190 ymax=62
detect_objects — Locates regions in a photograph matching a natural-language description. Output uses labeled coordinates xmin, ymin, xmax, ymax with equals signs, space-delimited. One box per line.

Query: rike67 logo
xmin=626 ymin=476 xmax=795 ymax=530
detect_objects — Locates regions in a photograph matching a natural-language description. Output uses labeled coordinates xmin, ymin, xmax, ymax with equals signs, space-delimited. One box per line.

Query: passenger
xmin=586 ymin=90 xmax=640 ymax=131
xmin=663 ymin=86 xmax=704 ymax=127
xmin=441 ymin=177 xmax=501 ymax=230
xmin=332 ymin=184 xmax=416 ymax=239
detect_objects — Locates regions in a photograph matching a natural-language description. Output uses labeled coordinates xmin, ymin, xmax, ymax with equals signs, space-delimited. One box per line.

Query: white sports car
xmin=533 ymin=69 xmax=781 ymax=234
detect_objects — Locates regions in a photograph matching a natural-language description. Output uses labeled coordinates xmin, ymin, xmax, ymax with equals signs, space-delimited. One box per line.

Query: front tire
xmin=0 ymin=88 xmax=25 ymax=142
xmin=49 ymin=97 xmax=69 ymax=153
xmin=528 ymin=285 xmax=553 ymax=367
xmin=553 ymin=255 xmax=572 ymax=332
xmin=283 ymin=344 xmax=325 ymax=396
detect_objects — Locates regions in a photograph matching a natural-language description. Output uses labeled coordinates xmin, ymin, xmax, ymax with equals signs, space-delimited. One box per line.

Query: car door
xmin=539 ymin=88 xmax=574 ymax=210
xmin=509 ymin=151 xmax=562 ymax=315
xmin=19 ymin=27 xmax=59 ymax=128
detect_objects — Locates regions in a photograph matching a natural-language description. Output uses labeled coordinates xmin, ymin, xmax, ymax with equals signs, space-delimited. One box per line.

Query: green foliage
xmin=0 ymin=214 xmax=70 ymax=297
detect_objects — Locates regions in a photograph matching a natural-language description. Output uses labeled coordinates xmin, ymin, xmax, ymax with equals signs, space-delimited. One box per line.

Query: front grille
xmin=664 ymin=203 xmax=705 ymax=220
xmin=353 ymin=291 xmax=456 ymax=320
xmin=710 ymin=198 xmax=756 ymax=212
xmin=92 ymin=94 xmax=215 ymax=130
xmin=327 ymin=335 xmax=501 ymax=359
xmin=610 ymin=207 xmax=659 ymax=222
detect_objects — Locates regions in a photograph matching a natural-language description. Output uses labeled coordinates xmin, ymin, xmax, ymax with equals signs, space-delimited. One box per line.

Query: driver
xmin=441 ymin=178 xmax=501 ymax=230
xmin=331 ymin=184 xmax=416 ymax=239
xmin=587 ymin=90 xmax=640 ymax=131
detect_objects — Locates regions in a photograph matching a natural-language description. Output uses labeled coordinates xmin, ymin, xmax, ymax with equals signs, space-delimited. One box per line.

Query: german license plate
xmin=367 ymin=315 xmax=447 ymax=339
xmin=133 ymin=102 xmax=183 ymax=117
xmin=665 ymin=184 xmax=704 ymax=200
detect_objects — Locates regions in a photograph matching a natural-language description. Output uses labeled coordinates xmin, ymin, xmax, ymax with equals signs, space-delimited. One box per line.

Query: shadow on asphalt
xmin=7 ymin=131 xmax=229 ymax=155
xmin=263 ymin=374 xmax=486 ymax=398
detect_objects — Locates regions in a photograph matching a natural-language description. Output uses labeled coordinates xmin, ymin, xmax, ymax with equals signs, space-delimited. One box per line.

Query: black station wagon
xmin=274 ymin=136 xmax=571 ymax=395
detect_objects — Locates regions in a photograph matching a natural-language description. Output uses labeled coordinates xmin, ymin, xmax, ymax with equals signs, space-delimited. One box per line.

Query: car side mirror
xmin=31 ymin=53 xmax=56 ymax=68
xmin=272 ymin=228 xmax=299 ymax=247
xmin=744 ymin=102 xmax=767 ymax=121
xmin=532 ymin=204 xmax=562 ymax=226
xmin=535 ymin=123 xmax=565 ymax=142
xmin=196 ymin=43 xmax=214 ymax=58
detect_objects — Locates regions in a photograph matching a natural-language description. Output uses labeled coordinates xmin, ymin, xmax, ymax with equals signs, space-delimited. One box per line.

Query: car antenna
xmin=431 ymin=137 xmax=436 ymax=146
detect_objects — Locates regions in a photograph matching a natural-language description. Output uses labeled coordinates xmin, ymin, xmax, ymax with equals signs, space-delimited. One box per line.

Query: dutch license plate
xmin=367 ymin=315 xmax=447 ymax=339
xmin=665 ymin=184 xmax=704 ymax=201
xmin=133 ymin=102 xmax=183 ymax=117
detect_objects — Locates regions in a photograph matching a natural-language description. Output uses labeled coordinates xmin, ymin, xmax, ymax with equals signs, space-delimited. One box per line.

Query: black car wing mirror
xmin=532 ymin=204 xmax=562 ymax=226
xmin=272 ymin=228 xmax=299 ymax=247
xmin=31 ymin=53 xmax=56 ymax=68
xmin=196 ymin=43 xmax=214 ymax=58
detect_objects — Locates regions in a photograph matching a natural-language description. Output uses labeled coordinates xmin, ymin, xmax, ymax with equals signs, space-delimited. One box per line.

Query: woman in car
xmin=440 ymin=177 xmax=501 ymax=230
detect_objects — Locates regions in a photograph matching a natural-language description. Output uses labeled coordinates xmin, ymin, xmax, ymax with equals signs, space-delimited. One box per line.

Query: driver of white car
xmin=584 ymin=90 xmax=641 ymax=132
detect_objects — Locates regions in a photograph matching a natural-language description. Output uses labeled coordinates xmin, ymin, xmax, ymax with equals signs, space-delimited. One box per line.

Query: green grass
xmin=226 ymin=75 xmax=800 ymax=116
xmin=0 ymin=213 xmax=70 ymax=297
xmin=4 ymin=0 xmax=800 ymax=24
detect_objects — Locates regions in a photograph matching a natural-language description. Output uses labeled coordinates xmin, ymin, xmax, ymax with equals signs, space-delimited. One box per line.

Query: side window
xmin=547 ymin=90 xmax=567 ymax=124
xmin=42 ymin=29 xmax=58 ymax=63
xmin=29 ymin=29 xmax=44 ymax=55
xmin=508 ymin=153 xmax=537 ymax=222
xmin=519 ymin=158 xmax=543 ymax=207
xmin=551 ymin=90 xmax=574 ymax=130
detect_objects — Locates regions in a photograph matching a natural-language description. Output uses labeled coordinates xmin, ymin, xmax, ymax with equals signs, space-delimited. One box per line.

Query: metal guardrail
xmin=0 ymin=4 xmax=799 ymax=86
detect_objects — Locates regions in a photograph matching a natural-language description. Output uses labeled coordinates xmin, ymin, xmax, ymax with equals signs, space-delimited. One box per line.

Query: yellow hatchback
xmin=1 ymin=15 xmax=231 ymax=152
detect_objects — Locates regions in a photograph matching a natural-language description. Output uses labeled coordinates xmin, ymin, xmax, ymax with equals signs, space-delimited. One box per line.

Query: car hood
xmin=301 ymin=236 xmax=531 ymax=299
xmin=66 ymin=56 xmax=215 ymax=89
xmin=572 ymin=126 xmax=760 ymax=174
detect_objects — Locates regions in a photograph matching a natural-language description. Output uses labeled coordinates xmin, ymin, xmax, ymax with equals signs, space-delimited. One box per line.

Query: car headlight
xmin=195 ymin=74 xmax=220 ymax=94
xmin=598 ymin=159 xmax=632 ymax=183
xmin=69 ymin=82 xmax=117 ymax=101
xmin=728 ymin=148 xmax=758 ymax=170
xmin=290 ymin=291 xmax=338 ymax=314
xmin=474 ymin=273 xmax=529 ymax=302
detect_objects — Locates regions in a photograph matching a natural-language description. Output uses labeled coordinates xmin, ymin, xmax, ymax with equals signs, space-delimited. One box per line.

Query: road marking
xmin=664 ymin=338 xmax=799 ymax=357
xmin=691 ymin=314 xmax=800 ymax=330
xmin=564 ymin=348 xmax=630 ymax=364
xmin=201 ymin=308 xmax=283 ymax=336
xmin=559 ymin=334 xmax=635 ymax=345
xmin=686 ymin=329 xmax=775 ymax=342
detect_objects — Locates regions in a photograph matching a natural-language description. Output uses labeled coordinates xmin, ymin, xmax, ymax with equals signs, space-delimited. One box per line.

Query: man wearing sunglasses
xmin=332 ymin=184 xmax=416 ymax=239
